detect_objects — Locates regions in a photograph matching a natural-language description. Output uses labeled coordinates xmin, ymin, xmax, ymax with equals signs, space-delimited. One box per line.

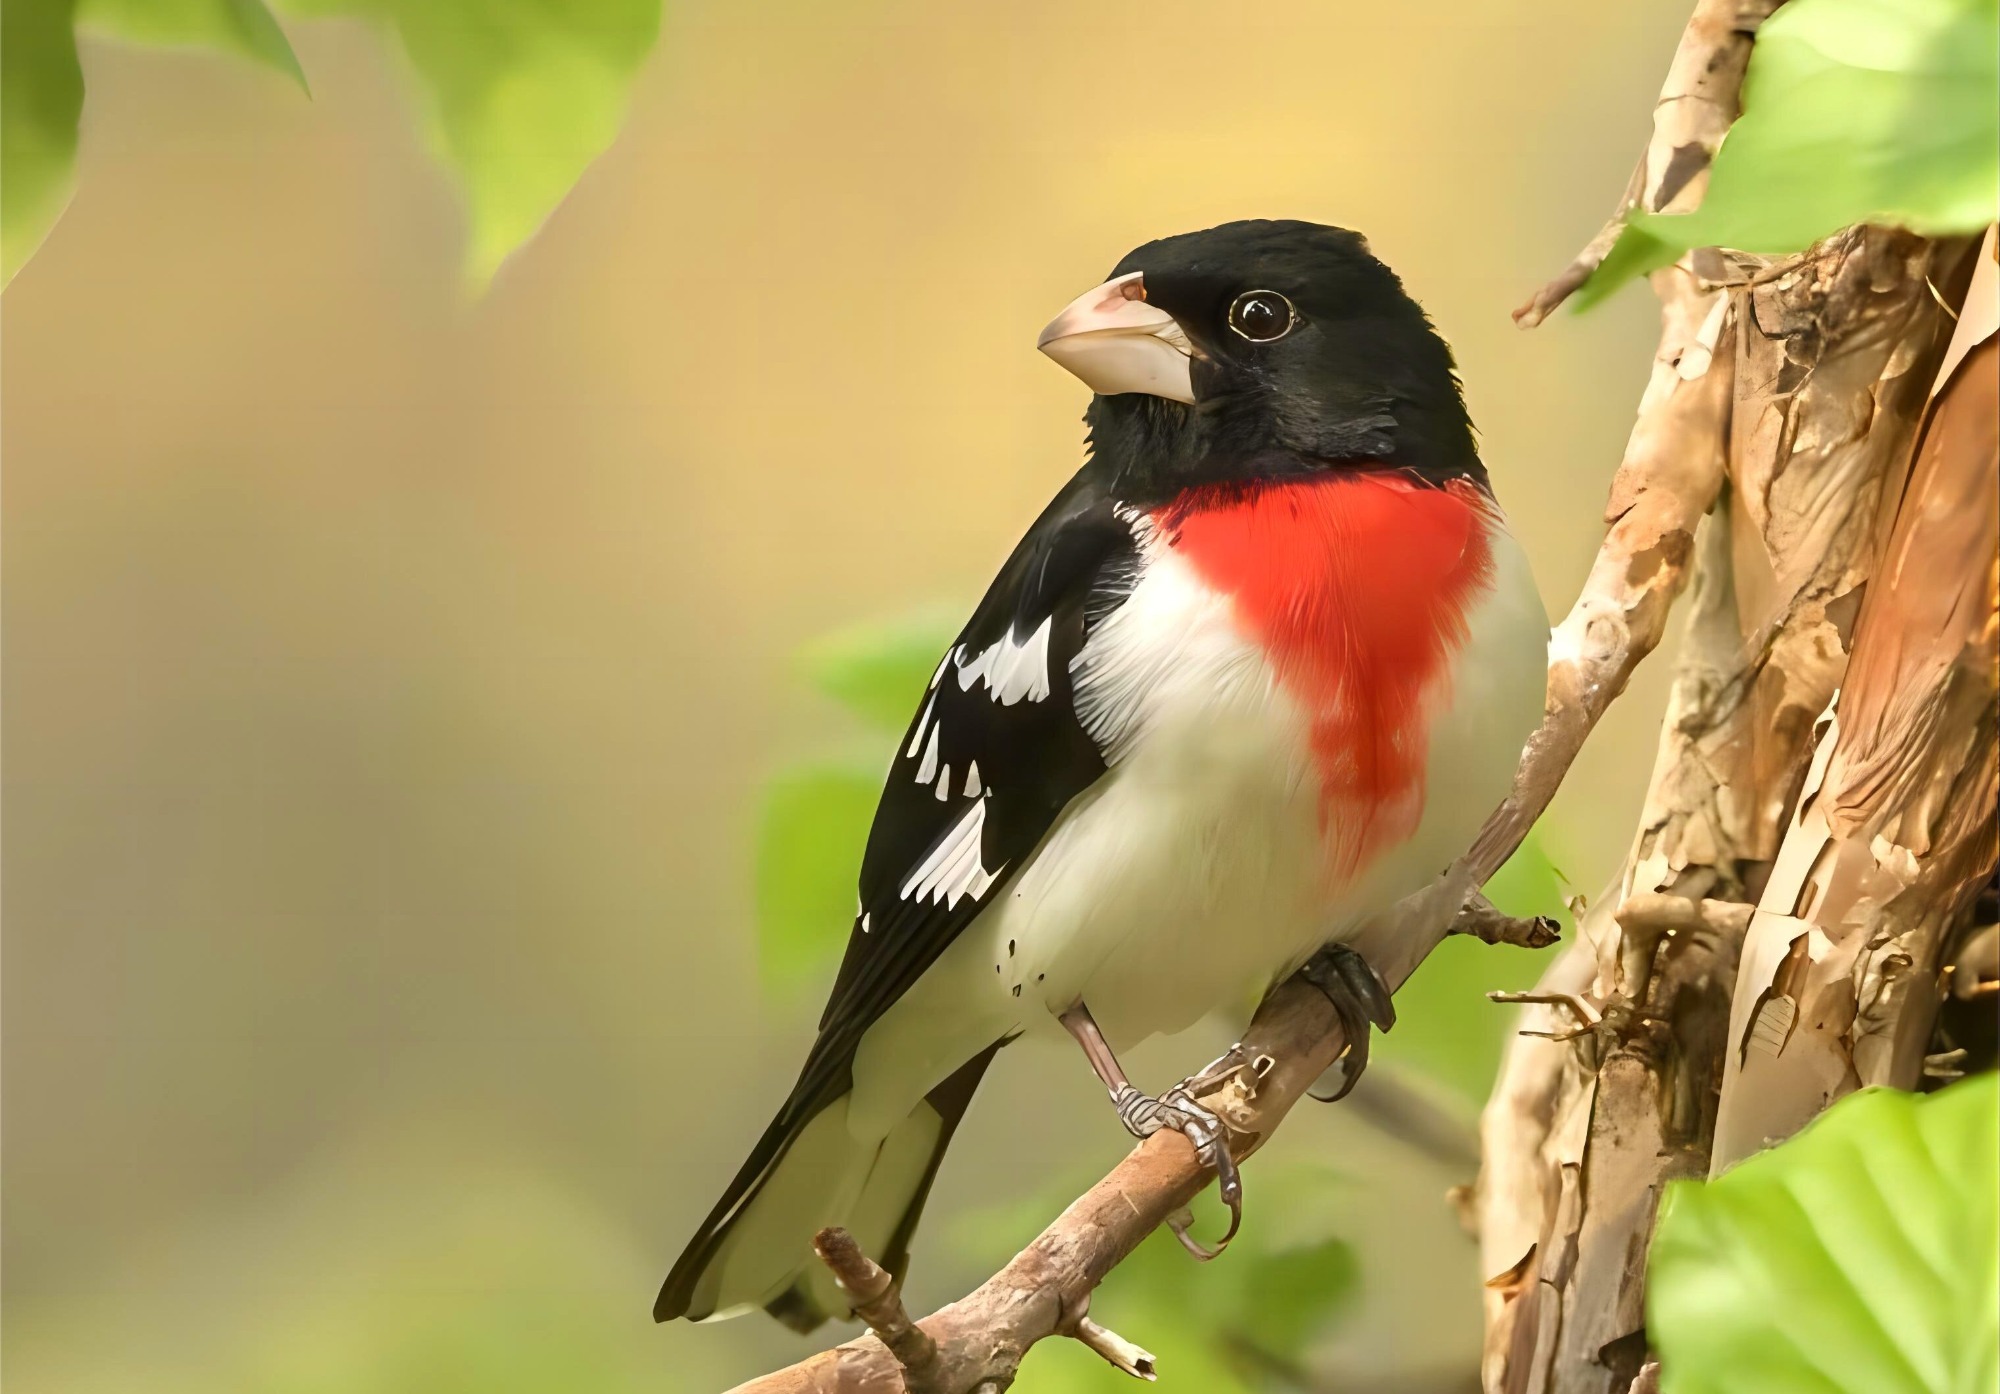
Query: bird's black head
xmin=1037 ymin=220 xmax=1481 ymax=503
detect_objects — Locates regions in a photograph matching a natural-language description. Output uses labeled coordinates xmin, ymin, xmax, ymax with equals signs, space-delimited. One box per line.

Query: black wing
xmin=654 ymin=472 xmax=1141 ymax=1323
xmin=796 ymin=473 xmax=1140 ymax=1115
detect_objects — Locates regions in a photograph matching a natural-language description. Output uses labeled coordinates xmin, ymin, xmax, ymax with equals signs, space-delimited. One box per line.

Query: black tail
xmin=654 ymin=1041 xmax=1001 ymax=1330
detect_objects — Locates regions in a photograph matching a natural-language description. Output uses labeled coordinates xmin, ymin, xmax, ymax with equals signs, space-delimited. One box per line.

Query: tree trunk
xmin=1473 ymin=47 xmax=1998 ymax=1394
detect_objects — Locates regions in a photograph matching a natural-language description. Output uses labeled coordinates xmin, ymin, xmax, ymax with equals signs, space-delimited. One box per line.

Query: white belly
xmin=847 ymin=522 xmax=1546 ymax=1137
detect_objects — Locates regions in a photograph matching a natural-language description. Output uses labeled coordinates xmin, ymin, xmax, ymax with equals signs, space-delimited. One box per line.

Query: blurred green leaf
xmin=754 ymin=751 xmax=879 ymax=990
xmin=799 ymin=609 xmax=958 ymax=731
xmin=79 ymin=0 xmax=308 ymax=91
xmin=4 ymin=0 xmax=658 ymax=286
xmin=1649 ymin=1074 xmax=1999 ymax=1394
xmin=275 ymin=0 xmax=662 ymax=287
xmin=2 ymin=0 xmax=83 ymax=286
xmin=1377 ymin=831 xmax=1570 ymax=1100
xmin=754 ymin=611 xmax=956 ymax=990
xmin=1580 ymin=0 xmax=2000 ymax=307
xmin=1232 ymin=1236 xmax=1360 ymax=1358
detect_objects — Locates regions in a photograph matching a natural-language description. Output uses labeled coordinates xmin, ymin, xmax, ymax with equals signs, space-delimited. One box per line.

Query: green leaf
xmin=2 ymin=0 xmax=83 ymax=287
xmin=6 ymin=0 xmax=307 ymax=287
xmin=1649 ymin=1074 xmax=2000 ymax=1394
xmin=78 ymin=0 xmax=308 ymax=92
xmin=275 ymin=0 xmax=662 ymax=287
xmin=798 ymin=609 xmax=959 ymax=731
xmin=754 ymin=752 xmax=880 ymax=990
xmin=1579 ymin=0 xmax=2000 ymax=308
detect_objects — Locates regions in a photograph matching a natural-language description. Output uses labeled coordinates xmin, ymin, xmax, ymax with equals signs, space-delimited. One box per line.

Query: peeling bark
xmin=1713 ymin=235 xmax=2000 ymax=1169
xmin=1477 ymin=14 xmax=1992 ymax=1379
xmin=1476 ymin=222 xmax=1972 ymax=1394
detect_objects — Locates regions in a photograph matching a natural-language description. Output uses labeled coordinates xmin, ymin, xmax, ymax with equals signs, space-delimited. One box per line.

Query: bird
xmin=655 ymin=219 xmax=1548 ymax=1332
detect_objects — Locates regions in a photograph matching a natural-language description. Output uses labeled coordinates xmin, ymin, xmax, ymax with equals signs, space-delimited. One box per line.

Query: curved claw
xmin=1306 ymin=1029 xmax=1370 ymax=1103
xmin=1167 ymin=1206 xmax=1229 ymax=1261
xmin=1301 ymin=944 xmax=1391 ymax=1102
xmin=1160 ymin=1090 xmax=1242 ymax=1258
xmin=1115 ymin=1084 xmax=1245 ymax=1259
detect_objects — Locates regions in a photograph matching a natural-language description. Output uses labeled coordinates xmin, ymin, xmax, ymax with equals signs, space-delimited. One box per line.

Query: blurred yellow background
xmin=4 ymin=1 xmax=1688 ymax=1388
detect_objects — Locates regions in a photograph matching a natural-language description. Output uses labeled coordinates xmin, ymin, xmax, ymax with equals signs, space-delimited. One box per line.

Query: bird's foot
xmin=1112 ymin=1083 xmax=1242 ymax=1259
xmin=1300 ymin=943 xmax=1396 ymax=1103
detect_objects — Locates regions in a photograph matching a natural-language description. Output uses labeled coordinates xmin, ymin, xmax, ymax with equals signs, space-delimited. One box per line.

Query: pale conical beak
xmin=1037 ymin=271 xmax=1195 ymax=404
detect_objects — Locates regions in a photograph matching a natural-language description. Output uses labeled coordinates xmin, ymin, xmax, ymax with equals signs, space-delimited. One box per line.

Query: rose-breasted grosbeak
xmin=656 ymin=220 xmax=1547 ymax=1331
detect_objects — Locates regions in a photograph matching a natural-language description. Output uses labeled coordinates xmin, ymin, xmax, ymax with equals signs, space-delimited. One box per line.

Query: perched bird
xmin=656 ymin=219 xmax=1547 ymax=1331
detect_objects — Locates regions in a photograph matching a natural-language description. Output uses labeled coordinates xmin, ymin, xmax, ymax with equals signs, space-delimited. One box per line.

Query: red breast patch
xmin=1155 ymin=472 xmax=1496 ymax=881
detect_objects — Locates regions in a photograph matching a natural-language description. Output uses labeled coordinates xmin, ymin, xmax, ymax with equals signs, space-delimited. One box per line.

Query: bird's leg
xmin=1059 ymin=1002 xmax=1243 ymax=1258
xmin=1299 ymin=943 xmax=1397 ymax=1103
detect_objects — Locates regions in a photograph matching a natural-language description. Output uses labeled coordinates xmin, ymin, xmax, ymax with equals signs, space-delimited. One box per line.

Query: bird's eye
xmin=1227 ymin=290 xmax=1296 ymax=343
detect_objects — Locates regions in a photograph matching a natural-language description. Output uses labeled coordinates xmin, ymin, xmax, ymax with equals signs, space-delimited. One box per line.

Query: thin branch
xmin=1512 ymin=176 xmax=1641 ymax=329
xmin=1513 ymin=0 xmax=1780 ymax=328
xmin=731 ymin=972 xmax=1361 ymax=1393
xmin=1344 ymin=1066 xmax=1483 ymax=1174
xmin=1463 ymin=269 xmax=1733 ymax=885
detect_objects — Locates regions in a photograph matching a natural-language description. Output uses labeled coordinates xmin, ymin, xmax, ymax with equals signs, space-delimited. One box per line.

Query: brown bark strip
xmin=1712 ymin=232 xmax=1999 ymax=1168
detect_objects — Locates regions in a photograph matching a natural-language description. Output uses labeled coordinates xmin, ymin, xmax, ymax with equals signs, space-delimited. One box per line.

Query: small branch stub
xmin=1453 ymin=894 xmax=1564 ymax=949
xmin=1612 ymin=891 xmax=1755 ymax=940
xmin=1064 ymin=1295 xmax=1158 ymax=1382
xmin=812 ymin=1227 xmax=941 ymax=1387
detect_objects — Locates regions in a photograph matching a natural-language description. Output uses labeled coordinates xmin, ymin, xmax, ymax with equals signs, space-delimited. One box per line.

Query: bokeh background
xmin=4 ymin=1 xmax=1692 ymax=1388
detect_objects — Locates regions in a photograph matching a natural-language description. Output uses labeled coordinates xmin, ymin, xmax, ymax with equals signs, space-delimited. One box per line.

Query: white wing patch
xmin=954 ymin=617 xmax=1054 ymax=706
xmin=906 ymin=694 xmax=937 ymax=758
xmin=915 ymin=724 xmax=941 ymax=784
xmin=900 ymin=796 xmax=1006 ymax=908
